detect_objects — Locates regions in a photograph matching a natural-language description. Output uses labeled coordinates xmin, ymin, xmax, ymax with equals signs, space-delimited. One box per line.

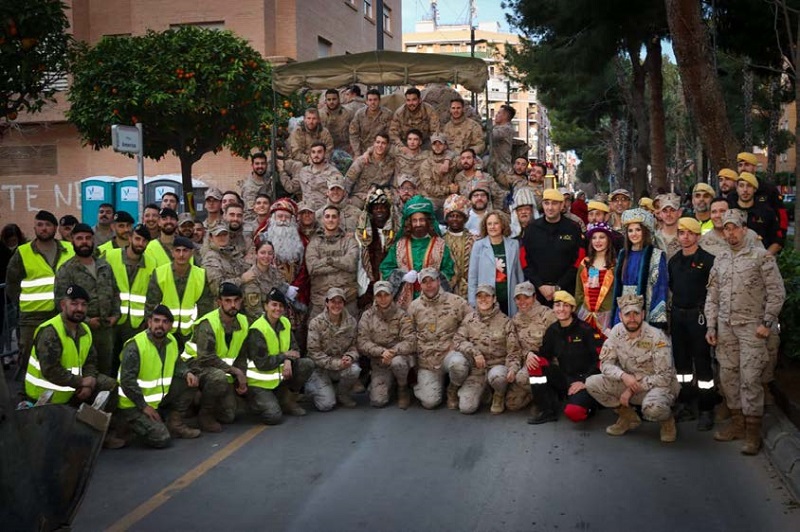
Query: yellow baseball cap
xmin=737 ymin=152 xmax=758 ymax=165
xmin=693 ymin=183 xmax=715 ymax=196
xmin=717 ymin=168 xmax=738 ymax=180
xmin=542 ymin=188 xmax=564 ymax=202
xmin=738 ymin=172 xmax=759 ymax=189
xmin=678 ymin=217 xmax=702 ymax=234
xmin=553 ymin=290 xmax=576 ymax=307
xmin=587 ymin=200 xmax=609 ymax=213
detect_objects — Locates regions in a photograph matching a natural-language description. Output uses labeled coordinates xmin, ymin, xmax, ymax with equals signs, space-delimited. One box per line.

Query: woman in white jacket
xmin=467 ymin=211 xmax=524 ymax=316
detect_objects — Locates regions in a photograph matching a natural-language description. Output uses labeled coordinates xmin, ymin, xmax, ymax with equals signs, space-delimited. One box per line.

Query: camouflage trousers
xmin=245 ymin=358 xmax=314 ymax=424
xmin=504 ymin=368 xmax=535 ymax=412
xmin=192 ymin=366 xmax=236 ymax=423
xmin=717 ymin=321 xmax=768 ymax=416
xmin=585 ymin=375 xmax=679 ymax=422
xmin=762 ymin=324 xmax=780 ymax=384
xmin=413 ymin=351 xmax=469 ymax=410
xmin=116 ymin=378 xmax=195 ymax=448
xmin=368 ymin=355 xmax=412 ymax=408
xmin=91 ymin=324 xmax=115 ymax=378
xmin=455 ymin=365 xmax=509 ymax=414
xmin=305 ymin=361 xmax=360 ymax=412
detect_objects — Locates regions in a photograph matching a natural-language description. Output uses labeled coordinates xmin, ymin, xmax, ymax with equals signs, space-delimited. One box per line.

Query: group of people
xmin=3 ymin=83 xmax=788 ymax=458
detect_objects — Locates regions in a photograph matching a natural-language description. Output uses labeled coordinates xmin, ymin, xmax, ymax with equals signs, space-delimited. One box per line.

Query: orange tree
xmin=68 ymin=26 xmax=285 ymax=210
xmin=0 ymin=0 xmax=71 ymax=133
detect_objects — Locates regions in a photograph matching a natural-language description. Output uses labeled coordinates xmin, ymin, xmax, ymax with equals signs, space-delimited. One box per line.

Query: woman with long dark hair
xmin=610 ymin=209 xmax=668 ymax=328
xmin=575 ymin=222 xmax=616 ymax=338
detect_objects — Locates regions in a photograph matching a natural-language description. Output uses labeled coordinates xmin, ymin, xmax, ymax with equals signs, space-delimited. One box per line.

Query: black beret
xmin=64 ymin=284 xmax=90 ymax=301
xmin=132 ymin=224 xmax=152 ymax=240
xmin=152 ymin=304 xmax=174 ymax=321
xmin=113 ymin=211 xmax=135 ymax=224
xmin=266 ymin=288 xmax=287 ymax=306
xmin=219 ymin=282 xmax=242 ymax=298
xmin=71 ymin=223 xmax=94 ymax=236
xmin=159 ymin=208 xmax=178 ymax=219
xmin=172 ymin=236 xmax=194 ymax=250
xmin=36 ymin=210 xmax=58 ymax=225
xmin=59 ymin=214 xmax=79 ymax=226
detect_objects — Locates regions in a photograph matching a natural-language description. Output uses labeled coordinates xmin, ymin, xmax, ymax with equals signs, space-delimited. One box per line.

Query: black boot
xmin=527 ymin=384 xmax=559 ymax=425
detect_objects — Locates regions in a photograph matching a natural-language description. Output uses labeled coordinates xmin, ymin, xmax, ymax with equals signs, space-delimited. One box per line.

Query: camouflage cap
xmin=617 ymin=294 xmax=644 ymax=314
xmin=327 ymin=174 xmax=347 ymax=190
xmin=177 ymin=212 xmax=194 ymax=226
xmin=205 ymin=187 xmax=223 ymax=201
xmin=418 ymin=267 xmax=439 ymax=282
xmin=722 ymin=209 xmax=746 ymax=227
xmin=431 ymin=132 xmax=448 ymax=144
xmin=210 ymin=224 xmax=230 ymax=236
xmin=373 ymin=281 xmax=393 ymax=295
xmin=656 ymin=193 xmax=681 ymax=211
xmin=514 ymin=281 xmax=536 ymax=298
xmin=296 ymin=201 xmax=314 ymax=214
xmin=610 ymin=188 xmax=632 ymax=200
xmin=325 ymin=287 xmax=346 ymax=301
xmin=476 ymin=284 xmax=496 ymax=296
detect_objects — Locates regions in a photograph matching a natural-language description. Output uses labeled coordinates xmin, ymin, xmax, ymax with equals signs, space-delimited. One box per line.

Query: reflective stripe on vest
xmin=246 ymin=316 xmax=290 ymax=390
xmin=105 ymin=248 xmax=155 ymax=328
xmin=17 ymin=242 xmax=75 ymax=313
xmin=145 ymin=239 xmax=194 ymax=268
xmin=182 ymin=310 xmax=248 ymax=383
xmin=24 ymin=316 xmax=91 ymax=404
xmin=117 ymin=331 xmax=179 ymax=409
xmin=155 ymin=264 xmax=205 ymax=335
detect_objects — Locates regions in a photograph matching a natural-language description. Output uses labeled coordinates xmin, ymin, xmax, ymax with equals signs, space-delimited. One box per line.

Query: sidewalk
xmin=764 ymin=395 xmax=800 ymax=501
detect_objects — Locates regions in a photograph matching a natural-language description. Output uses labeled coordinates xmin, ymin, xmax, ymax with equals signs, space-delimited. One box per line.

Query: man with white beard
xmin=264 ymin=198 xmax=310 ymax=308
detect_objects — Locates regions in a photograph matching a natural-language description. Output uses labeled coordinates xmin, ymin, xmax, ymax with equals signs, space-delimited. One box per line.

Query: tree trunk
xmin=743 ymin=62 xmax=754 ymax=149
xmin=646 ymin=38 xmax=668 ymax=193
xmin=179 ymin=155 xmax=196 ymax=216
xmin=766 ymin=77 xmax=780 ymax=180
xmin=624 ymin=43 xmax=651 ymax=198
xmin=665 ymin=0 xmax=740 ymax=171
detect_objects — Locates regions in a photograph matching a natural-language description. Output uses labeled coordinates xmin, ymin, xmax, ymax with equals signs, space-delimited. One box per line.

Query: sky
xmin=402 ymin=0 xmax=513 ymax=34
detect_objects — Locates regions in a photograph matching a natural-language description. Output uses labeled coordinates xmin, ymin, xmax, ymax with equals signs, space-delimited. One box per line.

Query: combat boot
xmin=198 ymin=405 xmax=222 ymax=433
xmin=660 ymin=416 xmax=677 ymax=443
xmin=397 ymin=385 xmax=411 ymax=410
xmin=278 ymin=388 xmax=307 ymax=416
xmin=697 ymin=410 xmax=714 ymax=432
xmin=741 ymin=416 xmax=763 ymax=455
xmin=446 ymin=383 xmax=459 ymax=410
xmin=336 ymin=393 xmax=357 ymax=408
xmin=605 ymin=406 xmax=641 ymax=436
xmin=715 ymin=401 xmax=731 ymax=422
xmin=714 ymin=409 xmax=745 ymax=441
xmin=167 ymin=411 xmax=201 ymax=439
xmin=490 ymin=392 xmax=505 ymax=414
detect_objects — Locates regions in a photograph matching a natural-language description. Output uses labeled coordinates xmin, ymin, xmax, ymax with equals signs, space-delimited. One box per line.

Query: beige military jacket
xmin=345 ymin=153 xmax=396 ymax=209
xmin=349 ymin=106 xmax=393 ymax=156
xmin=454 ymin=305 xmax=519 ymax=374
xmin=418 ymin=150 xmax=457 ymax=208
xmin=282 ymin=163 xmax=344 ymax=211
xmin=357 ymin=303 xmax=416 ymax=360
xmin=699 ymin=228 xmax=761 ymax=257
xmin=600 ymin=322 xmax=677 ymax=391
xmin=408 ymin=288 xmax=471 ymax=371
xmin=389 ymin=102 xmax=440 ymax=148
xmin=320 ymin=105 xmax=354 ymax=153
xmin=443 ymin=116 xmax=485 ymax=156
xmin=202 ymin=244 xmax=248 ymax=296
xmin=307 ymin=309 xmax=359 ymax=371
xmin=305 ymin=228 xmax=359 ymax=303
xmin=508 ymin=305 xmax=558 ymax=373
xmin=288 ymin=124 xmax=334 ymax=164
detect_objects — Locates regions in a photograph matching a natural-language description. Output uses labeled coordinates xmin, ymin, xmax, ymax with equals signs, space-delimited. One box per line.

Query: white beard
xmin=266 ymin=218 xmax=305 ymax=264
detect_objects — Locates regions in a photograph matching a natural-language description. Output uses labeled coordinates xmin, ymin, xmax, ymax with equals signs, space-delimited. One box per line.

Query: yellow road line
xmin=106 ymin=425 xmax=267 ymax=532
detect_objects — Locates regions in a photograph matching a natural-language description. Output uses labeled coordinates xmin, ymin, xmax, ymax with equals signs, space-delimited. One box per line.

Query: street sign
xmin=111 ymin=125 xmax=141 ymax=154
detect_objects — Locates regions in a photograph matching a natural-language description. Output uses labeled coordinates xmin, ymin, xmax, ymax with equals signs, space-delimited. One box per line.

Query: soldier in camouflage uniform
xmin=239 ymin=288 xmax=313 ymax=424
xmin=407 ymin=268 xmax=472 ymax=409
xmin=239 ymin=152 xmax=272 ymax=227
xmin=281 ymin=143 xmax=344 ymax=211
xmin=453 ymin=285 xmax=519 ymax=415
xmin=315 ymin=174 xmax=362 ymax=235
xmin=442 ymin=97 xmax=485 ymax=157
xmin=320 ymin=89 xmax=355 ymax=153
xmin=442 ymin=194 xmax=475 ymax=298
xmin=392 ymin=129 xmax=428 ymax=179
xmin=586 ymin=294 xmax=680 ymax=443
xmin=705 ymin=209 xmax=785 ymax=455
xmin=346 ymin=133 xmax=396 ymax=209
xmin=418 ymin=133 xmax=458 ymax=215
xmin=389 ymin=87 xmax=440 ymax=149
xmin=506 ymin=282 xmax=559 ymax=412
xmin=357 ymin=281 xmax=415 ymax=408
xmin=54 ymin=224 xmax=121 ymax=377
xmin=306 ymin=287 xmax=362 ymax=411
xmin=5 ymin=210 xmax=74 ymax=379
xmin=182 ymin=283 xmax=249 ymax=432
xmin=241 ymin=239 xmax=296 ymax=322
xmin=117 ymin=305 xmax=201 ymax=447
xmin=288 ymin=108 xmax=334 ymax=165
xmin=488 ymin=105 xmax=516 ymax=177
xmin=202 ymin=225 xmax=249 ymax=296
xmin=349 ymin=88 xmax=393 ymax=157
xmin=496 ymin=156 xmax=529 ymax=192
xmin=654 ymin=193 xmax=683 ymax=261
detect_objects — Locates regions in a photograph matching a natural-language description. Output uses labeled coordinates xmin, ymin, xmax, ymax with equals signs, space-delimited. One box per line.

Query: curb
xmin=763 ymin=405 xmax=800 ymax=501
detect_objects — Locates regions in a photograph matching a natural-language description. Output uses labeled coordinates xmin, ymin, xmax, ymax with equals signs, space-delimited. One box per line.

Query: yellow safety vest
xmin=246 ymin=316 xmax=289 ymax=389
xmin=24 ymin=315 xmax=91 ymax=404
xmin=183 ymin=309 xmax=248 ymax=383
xmin=154 ymin=263 xmax=206 ymax=335
xmin=17 ymin=242 xmax=75 ymax=313
xmin=105 ymin=248 xmax=155 ymax=328
xmin=97 ymin=239 xmax=120 ymax=257
xmin=145 ymin=239 xmax=195 ymax=267
xmin=117 ymin=331 xmax=179 ymax=409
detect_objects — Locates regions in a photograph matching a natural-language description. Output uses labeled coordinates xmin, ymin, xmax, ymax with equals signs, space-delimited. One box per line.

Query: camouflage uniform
xmin=407 ymin=288 xmax=471 ymax=409
xmin=93 ymin=225 xmax=114 ymax=247
xmin=345 ymin=152 xmax=396 ymax=209
xmin=320 ymin=105 xmax=354 ymax=153
xmin=389 ymin=102 xmax=440 ymax=149
xmin=357 ymin=302 xmax=415 ymax=407
xmin=442 ymin=117 xmax=485 ymax=156
xmin=315 ymin=200 xmax=361 ymax=235
xmin=453 ymin=305 xmax=519 ymax=414
xmin=201 ymin=243 xmax=249 ymax=296
xmin=305 ymin=309 xmax=361 ymax=411
xmin=443 ymin=230 xmax=476 ymax=298
xmin=349 ymin=106 xmax=393 ymax=157
xmin=506 ymin=304 xmax=559 ymax=410
xmin=117 ymin=331 xmax=195 ymax=448
xmin=655 ymin=230 xmax=682 ymax=261
xmin=455 ymin=170 xmax=506 ymax=211
xmin=241 ymin=264 xmax=292 ymax=322
xmin=705 ymin=242 xmax=785 ymax=416
xmin=585 ymin=322 xmax=680 ymax=422
xmin=496 ymin=171 xmax=527 ymax=192
xmin=418 ymin=149 xmax=457 ymax=211
xmin=305 ymin=228 xmax=359 ymax=317
xmin=239 ymin=174 xmax=271 ymax=225
xmin=287 ymin=124 xmax=334 ymax=164
xmin=393 ymin=148 xmax=428 ymax=181
xmin=54 ymin=256 xmax=121 ymax=377
xmin=282 ymin=162 xmax=344 ymax=211
xmin=699 ymin=228 xmax=761 ymax=258
xmin=238 ymin=319 xmax=314 ymax=424
xmin=488 ymin=123 xmax=515 ymax=176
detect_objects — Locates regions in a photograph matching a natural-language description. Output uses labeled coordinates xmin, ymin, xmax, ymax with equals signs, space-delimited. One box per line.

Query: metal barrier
xmin=0 ymin=283 xmax=19 ymax=367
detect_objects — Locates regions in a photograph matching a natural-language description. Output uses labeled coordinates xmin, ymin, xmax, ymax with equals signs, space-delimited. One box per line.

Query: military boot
xmin=198 ymin=405 xmax=222 ymax=433
xmin=397 ymin=385 xmax=411 ymax=410
xmin=741 ymin=416 xmax=763 ymax=455
xmin=446 ymin=383 xmax=459 ymax=410
xmin=278 ymin=388 xmax=307 ymax=416
xmin=167 ymin=411 xmax=201 ymax=439
xmin=605 ymin=406 xmax=641 ymax=436
xmin=336 ymin=393 xmax=357 ymax=408
xmin=715 ymin=401 xmax=731 ymax=422
xmin=490 ymin=392 xmax=506 ymax=415
xmin=696 ymin=410 xmax=714 ymax=432
xmin=714 ymin=409 xmax=745 ymax=441
xmin=660 ymin=416 xmax=677 ymax=443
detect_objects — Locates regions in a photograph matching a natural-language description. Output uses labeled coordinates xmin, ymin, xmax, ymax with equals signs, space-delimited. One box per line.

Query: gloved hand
xmin=286 ymin=286 xmax=299 ymax=300
xmin=402 ymin=270 xmax=418 ymax=284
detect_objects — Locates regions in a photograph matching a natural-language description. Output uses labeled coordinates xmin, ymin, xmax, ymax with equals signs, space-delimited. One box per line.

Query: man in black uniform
xmin=526 ymin=290 xmax=600 ymax=424
xmin=668 ymin=217 xmax=717 ymax=430
xmin=522 ymin=188 xmax=584 ymax=306
xmin=736 ymin=152 xmax=788 ymax=250
xmin=732 ymin=172 xmax=782 ymax=255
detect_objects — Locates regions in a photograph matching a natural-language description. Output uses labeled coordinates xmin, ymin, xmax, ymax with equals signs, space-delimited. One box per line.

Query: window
xmin=169 ymin=22 xmax=225 ymax=31
xmin=318 ymin=36 xmax=332 ymax=58
xmin=364 ymin=0 xmax=373 ymax=19
xmin=345 ymin=0 xmax=356 ymax=8
xmin=383 ymin=5 xmax=392 ymax=32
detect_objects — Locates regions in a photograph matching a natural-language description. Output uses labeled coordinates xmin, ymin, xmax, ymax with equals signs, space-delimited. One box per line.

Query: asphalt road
xmin=74 ymin=397 xmax=800 ymax=532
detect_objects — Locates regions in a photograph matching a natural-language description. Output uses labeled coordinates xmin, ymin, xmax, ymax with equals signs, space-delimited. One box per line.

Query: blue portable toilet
xmin=144 ymin=174 xmax=208 ymax=215
xmin=115 ymin=176 xmax=140 ymax=224
xmin=80 ymin=176 xmax=117 ymax=226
